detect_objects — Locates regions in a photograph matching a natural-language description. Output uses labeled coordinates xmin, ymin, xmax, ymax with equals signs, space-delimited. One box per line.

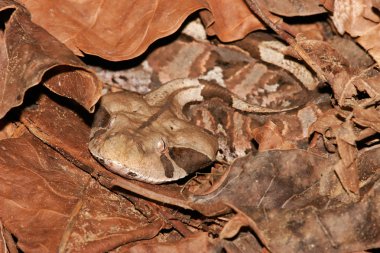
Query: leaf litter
xmin=0 ymin=0 xmax=379 ymax=252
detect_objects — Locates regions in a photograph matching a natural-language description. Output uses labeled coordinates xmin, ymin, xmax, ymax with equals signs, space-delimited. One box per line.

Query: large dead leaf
xmin=20 ymin=0 xmax=327 ymax=61
xmin=190 ymin=149 xmax=380 ymax=252
xmin=20 ymin=0 xmax=282 ymax=60
xmin=246 ymin=147 xmax=380 ymax=253
xmin=244 ymin=182 xmax=380 ymax=253
xmin=21 ymin=0 xmax=206 ymax=61
xmin=0 ymin=0 xmax=101 ymax=119
xmin=0 ymin=132 xmax=164 ymax=252
xmin=190 ymin=150 xmax=336 ymax=216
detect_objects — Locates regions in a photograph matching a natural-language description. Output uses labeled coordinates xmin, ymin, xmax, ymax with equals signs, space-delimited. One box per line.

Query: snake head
xmin=89 ymin=91 xmax=219 ymax=184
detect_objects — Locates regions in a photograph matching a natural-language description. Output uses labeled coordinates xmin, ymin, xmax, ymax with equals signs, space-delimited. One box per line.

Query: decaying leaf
xmin=126 ymin=232 xmax=222 ymax=253
xmin=190 ymin=150 xmax=336 ymax=215
xmin=353 ymin=106 xmax=380 ymax=133
xmin=261 ymin=0 xmax=326 ymax=17
xmin=294 ymin=38 xmax=380 ymax=111
xmin=20 ymin=0 xmax=207 ymax=61
xmin=331 ymin=0 xmax=379 ymax=37
xmin=191 ymin=149 xmax=379 ymax=252
xmin=310 ymin=109 xmax=361 ymax=193
xmin=322 ymin=0 xmax=380 ymax=65
xmin=200 ymin=0 xmax=272 ymax=42
xmin=0 ymin=0 xmax=101 ymax=119
xmin=0 ymin=132 xmax=165 ymax=252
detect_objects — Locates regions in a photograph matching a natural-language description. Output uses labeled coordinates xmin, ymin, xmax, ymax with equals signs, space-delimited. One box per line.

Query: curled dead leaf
xmin=0 ymin=0 xmax=101 ymax=119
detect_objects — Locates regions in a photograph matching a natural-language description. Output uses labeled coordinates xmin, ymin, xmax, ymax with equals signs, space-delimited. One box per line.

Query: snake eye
xmin=155 ymin=138 xmax=167 ymax=153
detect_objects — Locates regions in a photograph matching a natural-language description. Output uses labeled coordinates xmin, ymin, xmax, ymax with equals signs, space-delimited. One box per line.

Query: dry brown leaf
xmin=20 ymin=0 xmax=282 ymax=61
xmin=219 ymin=213 xmax=250 ymax=239
xmin=335 ymin=138 xmax=360 ymax=194
xmin=296 ymin=39 xmax=350 ymax=78
xmin=353 ymin=106 xmax=380 ymax=133
xmin=43 ymin=67 xmax=102 ymax=112
xmin=191 ymin=149 xmax=380 ymax=252
xmin=331 ymin=0 xmax=379 ymax=37
xmin=20 ymin=0 xmax=206 ymax=61
xmin=328 ymin=36 xmax=374 ymax=70
xmin=287 ymin=22 xmax=326 ymax=41
xmin=0 ymin=225 xmax=6 ymax=253
xmin=190 ymin=150 xmax=335 ymax=216
xmin=356 ymin=25 xmax=380 ymax=64
xmin=252 ymin=120 xmax=296 ymax=151
xmin=309 ymin=109 xmax=343 ymax=135
xmin=0 ymin=1 xmax=101 ymax=119
xmin=295 ymin=39 xmax=372 ymax=106
xmin=352 ymin=67 xmax=380 ymax=99
xmin=242 ymin=177 xmax=380 ymax=253
xmin=310 ymin=110 xmax=361 ymax=193
xmin=224 ymin=230 xmax=263 ymax=253
xmin=1 ymin=223 xmax=19 ymax=253
xmin=200 ymin=0 xmax=272 ymax=42
xmin=261 ymin=0 xmax=326 ymax=16
xmin=201 ymin=0 xmax=324 ymax=42
xmin=326 ymin=0 xmax=380 ymax=65
xmin=0 ymin=132 xmax=164 ymax=252
xmin=126 ymin=232 xmax=222 ymax=253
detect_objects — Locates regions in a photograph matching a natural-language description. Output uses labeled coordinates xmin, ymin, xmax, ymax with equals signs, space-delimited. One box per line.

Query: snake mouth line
xmin=90 ymin=151 xmax=185 ymax=184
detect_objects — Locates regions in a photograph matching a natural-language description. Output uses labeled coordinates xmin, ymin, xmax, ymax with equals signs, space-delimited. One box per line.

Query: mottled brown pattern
xmin=199 ymin=80 xmax=233 ymax=106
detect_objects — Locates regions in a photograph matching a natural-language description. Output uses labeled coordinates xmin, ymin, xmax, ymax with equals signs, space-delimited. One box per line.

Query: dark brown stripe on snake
xmin=160 ymin=154 xmax=174 ymax=178
xmin=136 ymin=103 xmax=170 ymax=131
xmin=92 ymin=106 xmax=111 ymax=129
xmin=90 ymin=128 xmax=107 ymax=140
xmin=169 ymin=147 xmax=213 ymax=174
xmin=199 ymin=80 xmax=233 ymax=106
